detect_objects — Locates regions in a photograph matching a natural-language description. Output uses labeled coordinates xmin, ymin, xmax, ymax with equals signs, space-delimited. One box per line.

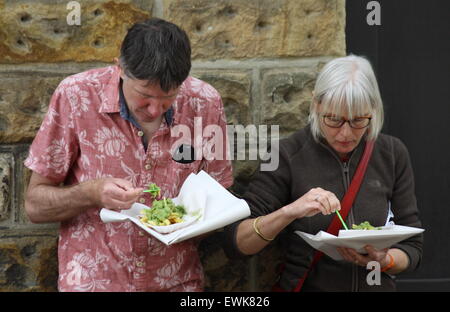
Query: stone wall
xmin=0 ymin=0 xmax=345 ymax=291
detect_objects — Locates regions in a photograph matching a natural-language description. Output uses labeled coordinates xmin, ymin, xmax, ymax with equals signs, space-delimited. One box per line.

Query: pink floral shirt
xmin=24 ymin=66 xmax=233 ymax=292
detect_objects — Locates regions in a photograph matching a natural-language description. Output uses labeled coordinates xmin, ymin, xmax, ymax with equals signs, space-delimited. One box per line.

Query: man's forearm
xmin=25 ymin=180 xmax=98 ymax=223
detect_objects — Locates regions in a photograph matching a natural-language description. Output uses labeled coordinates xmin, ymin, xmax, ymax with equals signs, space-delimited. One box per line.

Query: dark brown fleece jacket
xmin=225 ymin=125 xmax=423 ymax=292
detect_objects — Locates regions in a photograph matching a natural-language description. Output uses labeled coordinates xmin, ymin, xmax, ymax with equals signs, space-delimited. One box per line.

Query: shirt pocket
xmin=162 ymin=159 xmax=203 ymax=197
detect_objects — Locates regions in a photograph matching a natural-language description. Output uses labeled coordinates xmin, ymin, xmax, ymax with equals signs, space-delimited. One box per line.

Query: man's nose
xmin=146 ymin=101 xmax=162 ymax=117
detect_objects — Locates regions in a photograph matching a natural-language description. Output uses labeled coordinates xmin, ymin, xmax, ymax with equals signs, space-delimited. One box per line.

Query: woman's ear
xmin=310 ymin=98 xmax=319 ymax=113
xmin=310 ymin=90 xmax=322 ymax=113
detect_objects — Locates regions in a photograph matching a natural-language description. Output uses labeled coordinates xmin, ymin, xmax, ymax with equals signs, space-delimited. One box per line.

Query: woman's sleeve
xmin=222 ymin=142 xmax=293 ymax=259
xmin=390 ymin=137 xmax=423 ymax=273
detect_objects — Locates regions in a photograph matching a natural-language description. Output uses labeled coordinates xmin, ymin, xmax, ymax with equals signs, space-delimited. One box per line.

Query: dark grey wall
xmin=346 ymin=0 xmax=450 ymax=291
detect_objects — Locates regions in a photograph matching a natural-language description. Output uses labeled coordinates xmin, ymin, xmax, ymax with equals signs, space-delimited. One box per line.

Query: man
xmin=24 ymin=18 xmax=232 ymax=291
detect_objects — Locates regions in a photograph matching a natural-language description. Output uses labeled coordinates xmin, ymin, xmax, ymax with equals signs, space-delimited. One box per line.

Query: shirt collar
xmin=98 ymin=66 xmax=121 ymax=114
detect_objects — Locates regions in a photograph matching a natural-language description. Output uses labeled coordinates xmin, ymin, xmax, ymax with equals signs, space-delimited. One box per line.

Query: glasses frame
xmin=321 ymin=115 xmax=372 ymax=129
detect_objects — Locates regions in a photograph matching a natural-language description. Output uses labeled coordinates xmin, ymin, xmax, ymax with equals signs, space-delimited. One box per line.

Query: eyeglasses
xmin=322 ymin=115 xmax=372 ymax=129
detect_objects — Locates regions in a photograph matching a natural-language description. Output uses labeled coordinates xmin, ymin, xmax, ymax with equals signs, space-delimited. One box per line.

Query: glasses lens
xmin=349 ymin=118 xmax=371 ymax=129
xmin=323 ymin=116 xmax=343 ymax=128
xmin=323 ymin=116 xmax=371 ymax=129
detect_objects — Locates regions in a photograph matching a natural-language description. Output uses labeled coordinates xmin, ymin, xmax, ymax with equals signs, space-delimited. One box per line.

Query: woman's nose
xmin=339 ymin=121 xmax=353 ymax=136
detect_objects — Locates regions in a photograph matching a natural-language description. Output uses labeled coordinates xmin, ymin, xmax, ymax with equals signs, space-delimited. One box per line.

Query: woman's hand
xmin=337 ymin=245 xmax=390 ymax=267
xmin=282 ymin=187 xmax=341 ymax=219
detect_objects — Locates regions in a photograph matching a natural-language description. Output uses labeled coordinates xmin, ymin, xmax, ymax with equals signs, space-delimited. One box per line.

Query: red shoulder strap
xmin=292 ymin=140 xmax=375 ymax=292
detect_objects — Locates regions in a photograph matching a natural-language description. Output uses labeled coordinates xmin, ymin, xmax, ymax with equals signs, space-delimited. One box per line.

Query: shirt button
xmin=139 ymin=198 xmax=146 ymax=204
xmin=136 ymin=262 xmax=144 ymax=267
xmin=138 ymin=231 xmax=145 ymax=236
xmin=145 ymin=164 xmax=152 ymax=170
xmin=137 ymin=131 xmax=144 ymax=137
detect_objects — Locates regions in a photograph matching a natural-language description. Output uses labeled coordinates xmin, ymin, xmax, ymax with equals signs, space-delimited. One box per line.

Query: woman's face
xmin=318 ymin=107 xmax=370 ymax=158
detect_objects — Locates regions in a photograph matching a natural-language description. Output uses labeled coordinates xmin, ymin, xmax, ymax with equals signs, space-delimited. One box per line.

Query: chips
xmin=139 ymin=198 xmax=186 ymax=227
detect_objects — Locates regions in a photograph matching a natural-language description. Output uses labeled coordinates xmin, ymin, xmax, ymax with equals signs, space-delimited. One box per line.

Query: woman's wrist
xmin=280 ymin=203 xmax=300 ymax=221
xmin=381 ymin=252 xmax=395 ymax=272
xmin=380 ymin=252 xmax=391 ymax=268
xmin=252 ymin=216 xmax=275 ymax=242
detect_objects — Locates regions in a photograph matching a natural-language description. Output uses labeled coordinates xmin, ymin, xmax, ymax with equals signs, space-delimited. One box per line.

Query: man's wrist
xmin=80 ymin=179 xmax=101 ymax=207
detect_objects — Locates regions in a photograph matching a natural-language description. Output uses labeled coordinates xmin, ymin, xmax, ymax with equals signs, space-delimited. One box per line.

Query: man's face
xmin=121 ymin=74 xmax=179 ymax=124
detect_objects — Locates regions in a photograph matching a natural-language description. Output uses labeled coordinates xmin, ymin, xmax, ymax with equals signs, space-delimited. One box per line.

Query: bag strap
xmin=292 ymin=140 xmax=375 ymax=292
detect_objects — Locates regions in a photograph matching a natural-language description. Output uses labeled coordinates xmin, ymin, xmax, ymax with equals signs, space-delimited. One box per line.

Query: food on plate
xmin=139 ymin=198 xmax=186 ymax=226
xmin=351 ymin=221 xmax=381 ymax=230
xmin=139 ymin=183 xmax=186 ymax=227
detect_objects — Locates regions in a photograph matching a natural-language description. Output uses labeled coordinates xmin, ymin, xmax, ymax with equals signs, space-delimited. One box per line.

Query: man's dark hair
xmin=119 ymin=18 xmax=191 ymax=92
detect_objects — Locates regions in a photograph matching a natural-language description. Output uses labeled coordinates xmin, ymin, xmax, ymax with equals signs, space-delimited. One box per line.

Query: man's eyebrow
xmin=133 ymin=88 xmax=177 ymax=98
xmin=133 ymin=88 xmax=153 ymax=97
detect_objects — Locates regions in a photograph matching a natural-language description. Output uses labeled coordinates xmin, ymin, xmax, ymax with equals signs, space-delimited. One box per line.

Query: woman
xmin=225 ymin=55 xmax=423 ymax=291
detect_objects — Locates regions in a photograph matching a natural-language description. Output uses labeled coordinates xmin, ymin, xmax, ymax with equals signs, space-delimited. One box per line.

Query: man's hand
xmin=93 ymin=178 xmax=144 ymax=211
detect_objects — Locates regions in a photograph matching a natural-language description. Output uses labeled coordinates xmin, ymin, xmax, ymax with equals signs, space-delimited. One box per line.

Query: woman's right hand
xmin=282 ymin=187 xmax=341 ymax=219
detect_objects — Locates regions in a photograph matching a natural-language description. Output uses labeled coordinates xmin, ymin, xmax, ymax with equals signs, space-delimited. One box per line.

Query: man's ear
xmin=115 ymin=58 xmax=127 ymax=80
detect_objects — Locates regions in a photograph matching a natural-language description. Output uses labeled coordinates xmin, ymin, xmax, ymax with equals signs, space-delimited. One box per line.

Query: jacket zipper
xmin=320 ymin=141 xmax=363 ymax=292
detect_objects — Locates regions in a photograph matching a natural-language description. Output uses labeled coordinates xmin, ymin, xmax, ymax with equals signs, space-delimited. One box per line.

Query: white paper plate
xmin=139 ymin=214 xmax=199 ymax=234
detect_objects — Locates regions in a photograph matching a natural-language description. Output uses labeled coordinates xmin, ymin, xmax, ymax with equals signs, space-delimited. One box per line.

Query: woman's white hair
xmin=309 ymin=55 xmax=384 ymax=142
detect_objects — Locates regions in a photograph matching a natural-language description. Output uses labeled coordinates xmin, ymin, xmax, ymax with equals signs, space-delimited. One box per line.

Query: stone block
xmin=0 ymin=153 xmax=11 ymax=223
xmin=256 ymin=237 xmax=286 ymax=291
xmin=17 ymin=148 xmax=34 ymax=225
xmin=0 ymin=229 xmax=58 ymax=292
xmin=191 ymin=69 xmax=252 ymax=126
xmin=164 ymin=0 xmax=345 ymax=60
xmin=199 ymin=231 xmax=251 ymax=291
xmin=0 ymin=74 xmax=65 ymax=143
xmin=0 ymin=0 xmax=151 ymax=63
xmin=261 ymin=66 xmax=319 ymax=137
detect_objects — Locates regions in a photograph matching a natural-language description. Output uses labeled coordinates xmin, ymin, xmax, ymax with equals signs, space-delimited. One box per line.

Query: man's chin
xmin=137 ymin=115 xmax=158 ymax=123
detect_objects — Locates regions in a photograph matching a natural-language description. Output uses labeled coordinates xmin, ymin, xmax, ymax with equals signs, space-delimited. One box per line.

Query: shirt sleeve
xmin=24 ymin=82 xmax=79 ymax=184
